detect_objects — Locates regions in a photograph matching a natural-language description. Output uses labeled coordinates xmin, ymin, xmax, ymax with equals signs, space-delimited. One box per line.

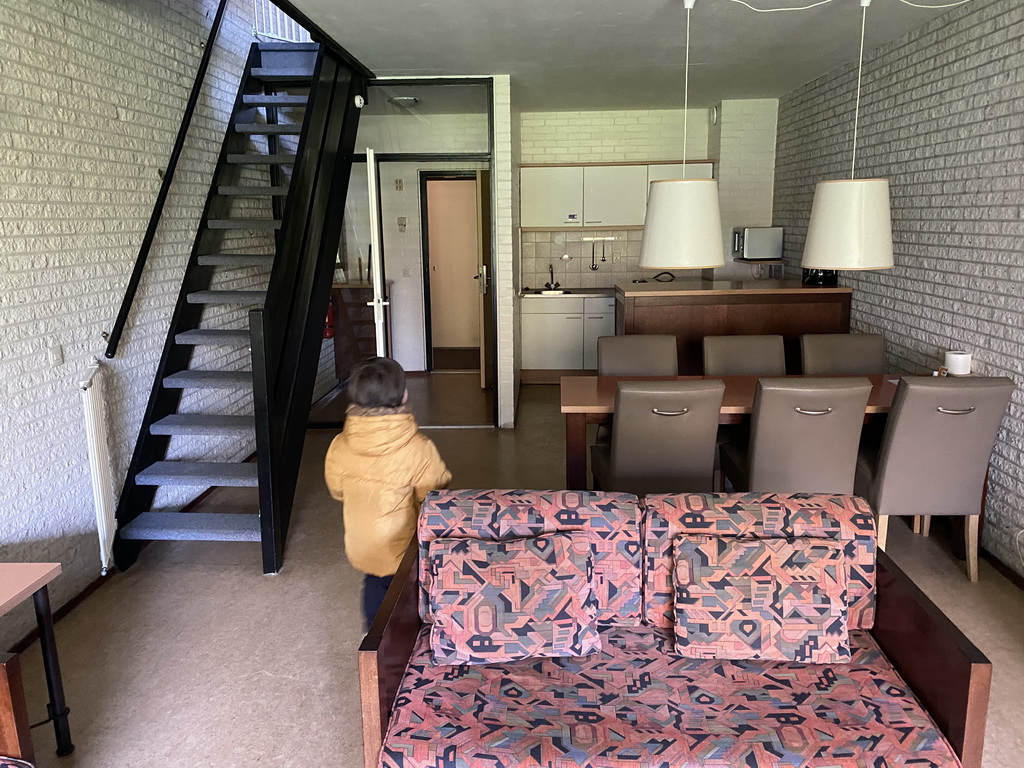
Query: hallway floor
xmin=14 ymin=385 xmax=1024 ymax=767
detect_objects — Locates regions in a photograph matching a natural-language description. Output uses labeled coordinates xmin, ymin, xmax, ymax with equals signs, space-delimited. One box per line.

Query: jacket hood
xmin=342 ymin=410 xmax=419 ymax=457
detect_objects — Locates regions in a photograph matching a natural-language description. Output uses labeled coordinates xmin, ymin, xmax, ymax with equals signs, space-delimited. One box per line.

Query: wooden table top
xmin=560 ymin=374 xmax=900 ymax=414
xmin=614 ymin=280 xmax=853 ymax=298
xmin=0 ymin=563 xmax=62 ymax=616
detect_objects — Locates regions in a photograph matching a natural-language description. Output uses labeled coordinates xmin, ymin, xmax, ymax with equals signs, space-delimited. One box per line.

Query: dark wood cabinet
xmin=615 ymin=280 xmax=852 ymax=374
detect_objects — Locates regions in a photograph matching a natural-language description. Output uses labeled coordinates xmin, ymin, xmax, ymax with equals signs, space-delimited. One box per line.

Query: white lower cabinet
xmin=522 ymin=296 xmax=615 ymax=370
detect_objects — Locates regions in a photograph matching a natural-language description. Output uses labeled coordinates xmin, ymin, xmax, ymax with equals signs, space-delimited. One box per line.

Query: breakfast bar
xmin=615 ymin=280 xmax=852 ymax=373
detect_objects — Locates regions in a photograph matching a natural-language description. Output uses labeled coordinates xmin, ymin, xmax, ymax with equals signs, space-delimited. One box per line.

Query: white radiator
xmin=80 ymin=358 xmax=117 ymax=575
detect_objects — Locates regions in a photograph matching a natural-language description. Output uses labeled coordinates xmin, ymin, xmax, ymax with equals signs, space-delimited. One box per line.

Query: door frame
xmin=419 ymin=171 xmax=484 ymax=372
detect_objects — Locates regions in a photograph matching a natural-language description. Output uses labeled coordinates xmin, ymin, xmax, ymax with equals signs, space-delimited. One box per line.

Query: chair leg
xmin=876 ymin=514 xmax=889 ymax=551
xmin=912 ymin=515 xmax=923 ymax=534
xmin=965 ymin=515 xmax=979 ymax=582
xmin=920 ymin=516 xmax=931 ymax=537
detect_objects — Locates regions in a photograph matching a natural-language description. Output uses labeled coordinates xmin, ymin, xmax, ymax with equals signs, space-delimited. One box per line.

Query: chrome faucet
xmin=545 ymin=263 xmax=559 ymax=290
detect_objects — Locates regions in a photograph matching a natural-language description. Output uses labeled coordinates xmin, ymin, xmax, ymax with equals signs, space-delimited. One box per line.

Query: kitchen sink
xmin=528 ymin=289 xmax=572 ymax=295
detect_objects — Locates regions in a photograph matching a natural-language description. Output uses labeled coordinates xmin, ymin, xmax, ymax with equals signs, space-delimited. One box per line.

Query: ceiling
xmin=292 ymin=0 xmax=954 ymax=111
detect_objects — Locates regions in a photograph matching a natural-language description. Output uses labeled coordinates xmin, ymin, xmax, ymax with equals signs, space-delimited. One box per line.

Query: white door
xmin=365 ymin=148 xmax=389 ymax=356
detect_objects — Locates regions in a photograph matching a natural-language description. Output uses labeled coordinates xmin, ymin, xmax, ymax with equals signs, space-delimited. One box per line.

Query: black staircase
xmin=111 ymin=41 xmax=365 ymax=574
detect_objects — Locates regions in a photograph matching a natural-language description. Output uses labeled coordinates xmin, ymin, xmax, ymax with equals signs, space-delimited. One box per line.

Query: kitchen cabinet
xmin=582 ymin=166 xmax=648 ymax=227
xmin=647 ymin=162 xmax=715 ymax=183
xmin=582 ymin=297 xmax=616 ymax=369
xmin=520 ymin=166 xmax=584 ymax=227
xmin=522 ymin=295 xmax=615 ymax=371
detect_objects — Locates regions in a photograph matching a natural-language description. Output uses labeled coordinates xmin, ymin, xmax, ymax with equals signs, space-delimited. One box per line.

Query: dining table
xmin=560 ymin=373 xmax=900 ymax=490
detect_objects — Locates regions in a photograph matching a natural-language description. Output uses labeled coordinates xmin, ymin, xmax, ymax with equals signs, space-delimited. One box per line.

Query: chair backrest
xmin=801 ymin=333 xmax=885 ymax=374
xmin=610 ymin=380 xmax=725 ymax=494
xmin=597 ymin=334 xmax=678 ymax=376
xmin=703 ymin=334 xmax=787 ymax=376
xmin=871 ymin=376 xmax=1014 ymax=516
xmin=748 ymin=377 xmax=872 ymax=494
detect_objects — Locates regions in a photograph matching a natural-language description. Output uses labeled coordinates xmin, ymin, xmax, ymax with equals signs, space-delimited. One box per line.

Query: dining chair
xmin=703 ymin=334 xmax=787 ymax=376
xmin=720 ymin=377 xmax=872 ymax=494
xmin=854 ymin=376 xmax=1014 ymax=580
xmin=801 ymin=333 xmax=885 ymax=374
xmin=591 ymin=380 xmax=725 ymax=496
xmin=597 ymin=334 xmax=679 ymax=376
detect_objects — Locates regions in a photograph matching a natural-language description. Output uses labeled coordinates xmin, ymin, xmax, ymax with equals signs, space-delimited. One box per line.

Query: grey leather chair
xmin=703 ymin=335 xmax=787 ymax=376
xmin=801 ymin=333 xmax=885 ymax=375
xmin=591 ymin=380 xmax=725 ymax=495
xmin=854 ymin=376 xmax=1014 ymax=580
xmin=720 ymin=377 xmax=872 ymax=494
xmin=597 ymin=335 xmax=678 ymax=376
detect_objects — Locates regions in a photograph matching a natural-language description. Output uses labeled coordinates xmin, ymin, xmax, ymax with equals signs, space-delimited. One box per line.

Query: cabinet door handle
xmin=565 ymin=316 xmax=582 ymax=319
xmin=585 ymin=220 xmax=602 ymax=224
xmin=587 ymin=315 xmax=604 ymax=319
xmin=795 ymin=407 xmax=833 ymax=416
xmin=938 ymin=406 xmax=975 ymax=415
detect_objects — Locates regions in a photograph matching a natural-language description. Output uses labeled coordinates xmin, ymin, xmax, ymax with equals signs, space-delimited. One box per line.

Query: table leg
xmin=32 ymin=586 xmax=74 ymax=756
xmin=565 ymin=413 xmax=589 ymax=490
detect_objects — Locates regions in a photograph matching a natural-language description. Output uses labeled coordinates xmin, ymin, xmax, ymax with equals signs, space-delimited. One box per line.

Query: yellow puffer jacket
xmin=324 ymin=406 xmax=451 ymax=577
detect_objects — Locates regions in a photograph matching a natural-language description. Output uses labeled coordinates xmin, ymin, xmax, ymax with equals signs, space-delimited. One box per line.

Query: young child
xmin=324 ymin=357 xmax=451 ymax=628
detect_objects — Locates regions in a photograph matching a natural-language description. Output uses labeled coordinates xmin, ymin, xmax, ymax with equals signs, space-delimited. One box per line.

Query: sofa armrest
xmin=357 ymin=540 xmax=423 ymax=768
xmin=872 ymin=550 xmax=991 ymax=768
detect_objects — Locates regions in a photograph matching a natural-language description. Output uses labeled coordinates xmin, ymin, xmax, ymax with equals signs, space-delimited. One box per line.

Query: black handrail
xmin=104 ymin=0 xmax=228 ymax=359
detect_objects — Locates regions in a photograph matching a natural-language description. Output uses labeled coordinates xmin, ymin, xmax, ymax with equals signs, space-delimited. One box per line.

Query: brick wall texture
xmin=0 ymin=0 xmax=336 ymax=648
xmin=773 ymin=0 xmax=1024 ymax=574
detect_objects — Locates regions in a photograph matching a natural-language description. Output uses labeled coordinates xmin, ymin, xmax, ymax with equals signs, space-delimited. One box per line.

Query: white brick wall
xmin=520 ymin=109 xmax=710 ymax=164
xmin=774 ymin=0 xmax=1024 ymax=575
xmin=710 ymin=99 xmax=779 ymax=280
xmin=0 ymin=0 xmax=332 ymax=649
xmin=493 ymin=76 xmax=517 ymax=427
xmin=355 ymin=112 xmax=489 ymax=154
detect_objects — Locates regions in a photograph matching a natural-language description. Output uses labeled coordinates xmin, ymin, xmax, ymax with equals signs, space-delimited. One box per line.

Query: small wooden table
xmin=560 ymin=374 xmax=899 ymax=489
xmin=0 ymin=563 xmax=74 ymax=760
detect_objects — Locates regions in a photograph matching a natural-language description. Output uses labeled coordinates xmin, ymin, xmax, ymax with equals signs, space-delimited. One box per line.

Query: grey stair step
xmin=135 ymin=461 xmax=259 ymax=487
xmin=198 ymin=253 xmax=275 ymax=267
xmin=235 ymin=123 xmax=302 ymax=135
xmin=175 ymin=329 xmax=251 ymax=346
xmin=217 ymin=185 xmax=290 ymax=196
xmin=163 ymin=370 xmax=252 ymax=389
xmin=227 ymin=153 xmax=295 ymax=164
xmin=150 ymin=414 xmax=255 ymax=436
xmin=251 ymin=68 xmax=313 ymax=82
xmin=241 ymin=94 xmax=308 ymax=107
xmin=207 ymin=219 xmax=281 ymax=230
xmin=257 ymin=42 xmax=319 ymax=52
xmin=121 ymin=511 xmax=261 ymax=542
xmin=187 ymin=290 xmax=267 ymax=305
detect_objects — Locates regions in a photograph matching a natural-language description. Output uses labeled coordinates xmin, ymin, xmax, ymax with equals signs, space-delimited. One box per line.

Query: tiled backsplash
xmin=520 ymin=229 xmax=651 ymax=290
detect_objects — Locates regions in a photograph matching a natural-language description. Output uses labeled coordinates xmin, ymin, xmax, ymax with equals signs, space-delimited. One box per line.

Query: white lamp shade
xmin=638 ymin=179 xmax=725 ymax=269
xmin=802 ymin=179 xmax=894 ymax=270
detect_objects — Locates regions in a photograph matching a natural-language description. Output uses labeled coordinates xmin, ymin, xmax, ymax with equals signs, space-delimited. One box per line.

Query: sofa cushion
xmin=645 ymin=493 xmax=876 ymax=630
xmin=673 ymin=535 xmax=850 ymax=663
xmin=427 ymin=532 xmax=601 ymax=665
xmin=419 ymin=490 xmax=642 ymax=626
xmin=381 ymin=625 xmax=958 ymax=768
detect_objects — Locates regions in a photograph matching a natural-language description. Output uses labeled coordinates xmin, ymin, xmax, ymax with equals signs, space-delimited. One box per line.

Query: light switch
xmin=397 ymin=216 xmax=407 ymax=232
xmin=48 ymin=344 xmax=64 ymax=368
xmin=402 ymin=268 xmax=411 ymax=277
xmin=395 ymin=179 xmax=404 ymax=191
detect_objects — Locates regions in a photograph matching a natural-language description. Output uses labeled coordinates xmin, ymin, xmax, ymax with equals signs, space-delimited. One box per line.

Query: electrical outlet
xmin=48 ymin=344 xmax=64 ymax=368
xmin=402 ymin=268 xmax=411 ymax=277
xmin=395 ymin=179 xmax=404 ymax=191
xmin=613 ymin=254 xmax=622 ymax=263
xmin=397 ymin=216 xmax=407 ymax=232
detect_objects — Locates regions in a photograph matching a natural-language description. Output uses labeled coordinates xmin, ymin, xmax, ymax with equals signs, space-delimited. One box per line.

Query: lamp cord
xmin=683 ymin=4 xmax=690 ymax=167
xmin=851 ymin=3 xmax=866 ymax=180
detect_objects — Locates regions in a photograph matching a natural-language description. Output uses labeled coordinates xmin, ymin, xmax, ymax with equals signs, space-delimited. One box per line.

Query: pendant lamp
xmin=802 ymin=0 xmax=893 ymax=283
xmin=638 ymin=0 xmax=724 ymax=272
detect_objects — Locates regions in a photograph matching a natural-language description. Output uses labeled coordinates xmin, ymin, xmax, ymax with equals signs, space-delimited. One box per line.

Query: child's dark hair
xmin=348 ymin=357 xmax=406 ymax=408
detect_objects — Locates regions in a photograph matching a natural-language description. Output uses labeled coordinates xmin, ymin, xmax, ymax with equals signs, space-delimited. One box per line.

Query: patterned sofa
xmin=359 ymin=491 xmax=991 ymax=768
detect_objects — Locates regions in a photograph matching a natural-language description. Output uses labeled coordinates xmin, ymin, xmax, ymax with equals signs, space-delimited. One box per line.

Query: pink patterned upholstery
xmin=428 ymin=532 xmax=601 ymax=665
xmin=381 ymin=625 xmax=958 ymax=768
xmin=644 ymin=493 xmax=876 ymax=630
xmin=674 ymin=536 xmax=850 ymax=663
xmin=418 ymin=490 xmax=642 ymax=626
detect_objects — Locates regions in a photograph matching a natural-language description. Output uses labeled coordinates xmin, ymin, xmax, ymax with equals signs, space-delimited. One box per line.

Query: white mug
xmin=944 ymin=351 xmax=971 ymax=376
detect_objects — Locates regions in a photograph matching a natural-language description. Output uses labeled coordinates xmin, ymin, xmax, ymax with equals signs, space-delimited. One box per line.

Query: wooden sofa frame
xmin=359 ymin=544 xmax=991 ymax=768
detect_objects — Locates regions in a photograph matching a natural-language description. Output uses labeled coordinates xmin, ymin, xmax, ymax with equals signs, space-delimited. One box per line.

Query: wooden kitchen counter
xmin=614 ymin=279 xmax=851 ymax=373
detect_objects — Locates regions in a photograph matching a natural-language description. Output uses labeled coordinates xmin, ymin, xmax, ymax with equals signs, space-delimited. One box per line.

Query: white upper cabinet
xmin=647 ymin=162 xmax=715 ymax=184
xmin=582 ymin=165 xmax=649 ymax=227
xmin=520 ymin=166 xmax=584 ymax=227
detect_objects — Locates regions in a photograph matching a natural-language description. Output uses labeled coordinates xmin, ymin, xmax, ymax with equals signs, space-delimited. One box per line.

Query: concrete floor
xmin=15 ymin=385 xmax=1024 ymax=767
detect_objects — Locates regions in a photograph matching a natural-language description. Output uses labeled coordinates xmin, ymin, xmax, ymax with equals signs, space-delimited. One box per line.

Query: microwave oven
xmin=732 ymin=227 xmax=783 ymax=261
